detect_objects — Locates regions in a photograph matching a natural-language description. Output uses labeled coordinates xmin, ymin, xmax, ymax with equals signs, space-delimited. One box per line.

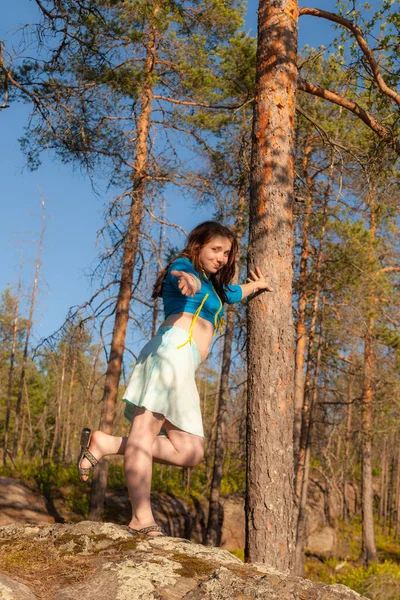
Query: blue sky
xmin=0 ymin=0 xmax=343 ymax=343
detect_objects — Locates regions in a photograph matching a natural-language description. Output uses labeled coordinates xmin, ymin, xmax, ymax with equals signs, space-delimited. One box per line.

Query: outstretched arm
xmin=170 ymin=270 xmax=201 ymax=298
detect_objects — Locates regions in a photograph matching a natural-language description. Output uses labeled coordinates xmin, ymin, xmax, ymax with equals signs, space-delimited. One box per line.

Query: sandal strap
xmin=84 ymin=449 xmax=99 ymax=467
xmin=128 ymin=525 xmax=166 ymax=536
xmin=79 ymin=467 xmax=93 ymax=476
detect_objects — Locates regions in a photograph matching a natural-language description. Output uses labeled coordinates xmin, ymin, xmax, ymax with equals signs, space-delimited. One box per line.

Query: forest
xmin=0 ymin=1 xmax=399 ymax=598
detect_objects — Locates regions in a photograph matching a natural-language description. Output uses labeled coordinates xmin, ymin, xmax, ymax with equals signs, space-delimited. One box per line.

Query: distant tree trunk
xmin=21 ymin=378 xmax=33 ymax=454
xmin=360 ymin=315 xmax=378 ymax=564
xmin=12 ymin=199 xmax=45 ymax=458
xmin=50 ymin=345 xmax=67 ymax=460
xmin=3 ymin=258 xmax=22 ymax=466
xmin=205 ymin=341 xmax=223 ymax=489
xmin=151 ymin=201 xmax=166 ymax=338
xmin=395 ymin=442 xmax=400 ymax=540
xmin=388 ymin=450 xmax=395 ymax=536
xmin=206 ymin=202 xmax=245 ymax=546
xmin=294 ymin=199 xmax=327 ymax=501
xmin=293 ymin=138 xmax=313 ymax=462
xmin=63 ymin=348 xmax=78 ymax=461
xmin=343 ymin=360 xmax=354 ymax=522
xmin=88 ymin=25 xmax=156 ymax=520
xmin=245 ymin=0 xmax=298 ymax=568
xmin=379 ymin=439 xmax=388 ymax=530
xmin=360 ymin=191 xmax=378 ymax=565
xmin=294 ymin=322 xmax=323 ymax=576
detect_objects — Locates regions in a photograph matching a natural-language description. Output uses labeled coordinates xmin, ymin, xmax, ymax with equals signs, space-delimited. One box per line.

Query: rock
xmin=0 ymin=522 xmax=367 ymax=600
xmin=306 ymin=526 xmax=337 ymax=558
xmin=0 ymin=573 xmax=38 ymax=599
xmin=0 ymin=478 xmax=54 ymax=526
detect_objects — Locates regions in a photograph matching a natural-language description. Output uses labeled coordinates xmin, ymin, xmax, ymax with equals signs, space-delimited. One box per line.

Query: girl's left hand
xmin=247 ymin=266 xmax=273 ymax=293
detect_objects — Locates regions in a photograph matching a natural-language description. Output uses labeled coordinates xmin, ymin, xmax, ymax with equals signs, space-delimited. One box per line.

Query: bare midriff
xmin=161 ymin=312 xmax=214 ymax=363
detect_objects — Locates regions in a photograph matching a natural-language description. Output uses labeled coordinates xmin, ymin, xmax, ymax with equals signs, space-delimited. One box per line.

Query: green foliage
xmin=333 ymin=561 xmax=400 ymax=600
xmin=229 ymin=548 xmax=244 ymax=561
xmin=151 ymin=463 xmax=207 ymax=500
xmin=307 ymin=518 xmax=400 ymax=599
xmin=107 ymin=462 xmax=127 ymax=488
xmin=220 ymin=466 xmax=245 ymax=495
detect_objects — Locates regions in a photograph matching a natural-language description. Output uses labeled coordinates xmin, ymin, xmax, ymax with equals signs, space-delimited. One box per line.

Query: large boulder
xmin=305 ymin=526 xmax=337 ymax=559
xmin=0 ymin=477 xmax=54 ymax=526
xmin=0 ymin=522 xmax=367 ymax=599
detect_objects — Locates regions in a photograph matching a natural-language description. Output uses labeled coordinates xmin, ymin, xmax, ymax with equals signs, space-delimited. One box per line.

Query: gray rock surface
xmin=0 ymin=522 xmax=367 ymax=600
xmin=0 ymin=573 xmax=38 ymax=599
xmin=306 ymin=526 xmax=337 ymax=558
xmin=0 ymin=477 xmax=54 ymax=526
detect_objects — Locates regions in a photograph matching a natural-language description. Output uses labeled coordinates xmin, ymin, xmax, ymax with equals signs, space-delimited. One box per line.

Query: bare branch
xmin=298 ymin=78 xmax=400 ymax=154
xmin=299 ymin=7 xmax=400 ymax=107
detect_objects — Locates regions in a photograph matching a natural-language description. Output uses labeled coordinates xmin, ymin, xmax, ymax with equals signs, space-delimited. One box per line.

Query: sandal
xmin=125 ymin=525 xmax=166 ymax=537
xmin=77 ymin=427 xmax=99 ymax=482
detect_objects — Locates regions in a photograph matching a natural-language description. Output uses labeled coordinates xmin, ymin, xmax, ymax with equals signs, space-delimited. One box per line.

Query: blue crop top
xmin=162 ymin=257 xmax=242 ymax=335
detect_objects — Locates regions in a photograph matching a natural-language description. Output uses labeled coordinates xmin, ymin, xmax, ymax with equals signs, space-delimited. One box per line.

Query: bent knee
xmin=187 ymin=442 xmax=204 ymax=467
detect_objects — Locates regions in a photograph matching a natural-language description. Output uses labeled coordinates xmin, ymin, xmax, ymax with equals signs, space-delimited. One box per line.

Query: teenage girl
xmin=77 ymin=221 xmax=272 ymax=536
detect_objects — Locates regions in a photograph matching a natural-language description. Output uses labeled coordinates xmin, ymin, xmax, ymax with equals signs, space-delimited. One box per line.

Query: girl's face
xmin=199 ymin=235 xmax=232 ymax=275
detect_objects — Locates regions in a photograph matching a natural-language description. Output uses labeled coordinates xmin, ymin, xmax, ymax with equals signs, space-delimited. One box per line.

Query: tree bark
xmin=395 ymin=442 xmax=400 ymax=540
xmin=360 ymin=191 xmax=378 ymax=565
xmin=379 ymin=438 xmax=387 ymax=528
xmin=88 ymin=23 xmax=156 ymax=520
xmin=294 ymin=197 xmax=327 ymax=501
xmin=360 ymin=315 xmax=378 ymax=564
xmin=245 ymin=0 xmax=298 ymax=569
xmin=293 ymin=139 xmax=313 ymax=462
xmin=343 ymin=360 xmax=354 ymax=521
xmin=294 ymin=323 xmax=323 ymax=576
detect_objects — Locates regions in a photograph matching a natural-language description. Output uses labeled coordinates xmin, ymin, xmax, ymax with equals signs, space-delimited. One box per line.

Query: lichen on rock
xmin=0 ymin=522 xmax=369 ymax=600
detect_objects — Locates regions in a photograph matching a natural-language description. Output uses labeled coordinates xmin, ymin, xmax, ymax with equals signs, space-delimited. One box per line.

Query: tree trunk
xmin=360 ymin=317 xmax=378 ymax=564
xmin=293 ymin=139 xmax=313 ymax=462
xmin=343 ymin=360 xmax=354 ymax=522
xmin=22 ymin=378 xmax=33 ymax=452
xmin=294 ymin=203 xmax=327 ymax=501
xmin=360 ymin=191 xmax=378 ymax=565
xmin=63 ymin=348 xmax=78 ymax=461
xmin=379 ymin=439 xmax=387 ymax=530
xmin=395 ymin=442 xmax=400 ymax=539
xmin=294 ymin=324 xmax=323 ymax=575
xmin=206 ymin=204 xmax=245 ymax=546
xmin=50 ymin=345 xmax=67 ymax=461
xmin=151 ymin=201 xmax=166 ymax=338
xmin=245 ymin=0 xmax=298 ymax=569
xmin=88 ymin=24 xmax=156 ymax=520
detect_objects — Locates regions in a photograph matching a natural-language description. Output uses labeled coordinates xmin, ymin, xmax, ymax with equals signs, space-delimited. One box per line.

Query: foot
xmin=128 ymin=519 xmax=165 ymax=537
xmin=79 ymin=430 xmax=106 ymax=481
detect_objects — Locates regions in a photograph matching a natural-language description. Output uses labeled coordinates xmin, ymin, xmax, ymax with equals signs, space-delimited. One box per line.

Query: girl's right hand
xmin=170 ymin=270 xmax=198 ymax=298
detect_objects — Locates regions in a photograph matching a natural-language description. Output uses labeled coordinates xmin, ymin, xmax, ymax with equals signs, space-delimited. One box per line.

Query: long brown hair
xmin=152 ymin=221 xmax=238 ymax=303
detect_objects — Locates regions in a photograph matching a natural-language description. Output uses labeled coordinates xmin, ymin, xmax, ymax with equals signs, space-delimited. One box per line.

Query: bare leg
xmin=79 ymin=420 xmax=204 ymax=476
xmin=124 ymin=407 xmax=164 ymax=533
xmin=79 ymin=409 xmax=204 ymax=536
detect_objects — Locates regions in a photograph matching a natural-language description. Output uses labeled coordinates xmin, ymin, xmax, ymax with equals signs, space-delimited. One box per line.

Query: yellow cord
xmin=176 ymin=271 xmax=226 ymax=349
xmin=176 ymin=293 xmax=209 ymax=348
xmin=208 ymin=277 xmax=223 ymax=336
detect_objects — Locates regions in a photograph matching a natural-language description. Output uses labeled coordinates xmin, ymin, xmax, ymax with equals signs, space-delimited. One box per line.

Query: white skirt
xmin=122 ymin=326 xmax=203 ymax=437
